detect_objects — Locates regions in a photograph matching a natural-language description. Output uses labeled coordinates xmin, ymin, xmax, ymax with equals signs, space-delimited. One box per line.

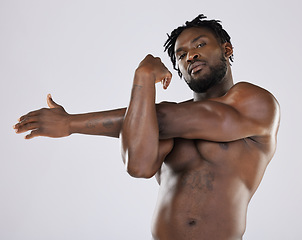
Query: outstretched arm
xmin=14 ymin=83 xmax=279 ymax=144
xmin=14 ymin=94 xmax=126 ymax=139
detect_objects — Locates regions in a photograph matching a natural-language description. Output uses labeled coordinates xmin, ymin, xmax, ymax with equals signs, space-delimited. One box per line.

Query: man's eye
xmin=178 ymin=53 xmax=186 ymax=60
xmin=197 ymin=43 xmax=206 ymax=48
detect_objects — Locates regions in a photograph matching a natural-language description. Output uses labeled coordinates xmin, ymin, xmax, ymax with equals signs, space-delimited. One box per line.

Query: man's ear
xmin=223 ymin=42 xmax=233 ymax=58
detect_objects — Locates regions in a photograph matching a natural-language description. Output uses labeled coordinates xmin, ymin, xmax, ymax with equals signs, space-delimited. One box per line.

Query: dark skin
xmin=14 ymin=27 xmax=280 ymax=240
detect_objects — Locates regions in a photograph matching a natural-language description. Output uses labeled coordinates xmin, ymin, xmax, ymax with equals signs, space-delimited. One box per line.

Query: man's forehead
xmin=174 ymin=27 xmax=215 ymax=51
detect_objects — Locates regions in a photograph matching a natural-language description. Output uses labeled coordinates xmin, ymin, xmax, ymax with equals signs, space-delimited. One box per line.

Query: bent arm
xmin=121 ymin=70 xmax=159 ymax=178
xmin=120 ymin=55 xmax=172 ymax=178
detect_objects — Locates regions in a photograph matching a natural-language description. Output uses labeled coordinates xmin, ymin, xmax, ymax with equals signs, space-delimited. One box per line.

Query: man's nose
xmin=187 ymin=51 xmax=200 ymax=62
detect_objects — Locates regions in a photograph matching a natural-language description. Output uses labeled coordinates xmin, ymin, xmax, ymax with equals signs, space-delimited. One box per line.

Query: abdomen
xmin=152 ymin=166 xmax=249 ymax=240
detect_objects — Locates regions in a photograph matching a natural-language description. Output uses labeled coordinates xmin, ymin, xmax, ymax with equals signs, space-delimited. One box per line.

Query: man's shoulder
xmin=231 ymin=81 xmax=272 ymax=95
xmin=159 ymin=99 xmax=193 ymax=105
xmin=227 ymin=81 xmax=279 ymax=108
xmin=227 ymin=82 xmax=280 ymax=134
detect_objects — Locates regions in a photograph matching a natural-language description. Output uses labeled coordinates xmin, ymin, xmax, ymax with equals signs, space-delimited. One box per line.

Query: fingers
xmin=14 ymin=110 xmax=41 ymax=134
xmin=14 ymin=116 xmax=38 ymax=133
xmin=162 ymin=76 xmax=172 ymax=90
xmin=17 ymin=115 xmax=38 ymax=126
xmin=47 ymin=94 xmax=61 ymax=109
xmin=160 ymin=69 xmax=172 ymax=90
xmin=18 ymin=110 xmax=40 ymax=122
xmin=14 ymin=116 xmax=42 ymax=139
xmin=14 ymin=120 xmax=39 ymax=134
xmin=25 ymin=129 xmax=42 ymax=140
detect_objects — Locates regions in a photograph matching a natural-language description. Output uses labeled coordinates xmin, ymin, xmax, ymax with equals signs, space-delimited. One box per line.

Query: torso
xmin=152 ymin=136 xmax=275 ymax=240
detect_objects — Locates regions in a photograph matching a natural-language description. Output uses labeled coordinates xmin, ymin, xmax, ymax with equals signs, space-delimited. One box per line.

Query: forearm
xmin=121 ymin=69 xmax=159 ymax=177
xmin=69 ymin=108 xmax=126 ymax=138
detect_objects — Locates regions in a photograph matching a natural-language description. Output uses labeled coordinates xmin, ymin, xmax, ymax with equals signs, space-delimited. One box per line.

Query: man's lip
xmin=188 ymin=61 xmax=206 ymax=74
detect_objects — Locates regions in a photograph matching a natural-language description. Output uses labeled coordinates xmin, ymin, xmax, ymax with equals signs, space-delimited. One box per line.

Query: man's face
xmin=174 ymin=27 xmax=228 ymax=93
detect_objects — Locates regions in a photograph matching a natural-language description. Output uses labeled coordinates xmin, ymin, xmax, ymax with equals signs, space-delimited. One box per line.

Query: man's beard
xmin=184 ymin=55 xmax=227 ymax=93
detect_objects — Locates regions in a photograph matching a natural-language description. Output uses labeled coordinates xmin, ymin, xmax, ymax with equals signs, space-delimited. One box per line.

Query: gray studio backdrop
xmin=1 ymin=0 xmax=301 ymax=239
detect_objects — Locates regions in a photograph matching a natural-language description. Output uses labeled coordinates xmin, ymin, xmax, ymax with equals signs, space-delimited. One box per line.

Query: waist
xmin=151 ymin=171 xmax=249 ymax=240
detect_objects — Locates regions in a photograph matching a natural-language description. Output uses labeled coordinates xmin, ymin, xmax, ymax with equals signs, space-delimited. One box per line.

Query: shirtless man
xmin=14 ymin=14 xmax=280 ymax=240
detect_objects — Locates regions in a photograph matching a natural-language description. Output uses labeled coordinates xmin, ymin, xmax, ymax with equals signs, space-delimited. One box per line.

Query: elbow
xmin=125 ymin=153 xmax=157 ymax=179
xmin=127 ymin=166 xmax=155 ymax=179
xmin=120 ymin=136 xmax=159 ymax=179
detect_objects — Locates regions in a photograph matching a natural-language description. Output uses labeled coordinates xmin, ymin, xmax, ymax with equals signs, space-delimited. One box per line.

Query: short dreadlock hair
xmin=164 ymin=14 xmax=233 ymax=78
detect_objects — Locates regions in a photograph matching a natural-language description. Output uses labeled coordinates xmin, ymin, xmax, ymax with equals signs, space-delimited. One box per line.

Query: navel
xmin=187 ymin=219 xmax=197 ymax=226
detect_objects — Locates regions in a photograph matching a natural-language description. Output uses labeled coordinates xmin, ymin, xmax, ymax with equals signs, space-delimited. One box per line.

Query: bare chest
xmin=159 ymin=137 xmax=269 ymax=196
xmin=164 ymin=138 xmax=245 ymax=172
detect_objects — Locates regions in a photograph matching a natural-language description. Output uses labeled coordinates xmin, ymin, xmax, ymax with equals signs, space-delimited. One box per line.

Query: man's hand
xmin=13 ymin=94 xmax=71 ymax=139
xmin=136 ymin=54 xmax=172 ymax=90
